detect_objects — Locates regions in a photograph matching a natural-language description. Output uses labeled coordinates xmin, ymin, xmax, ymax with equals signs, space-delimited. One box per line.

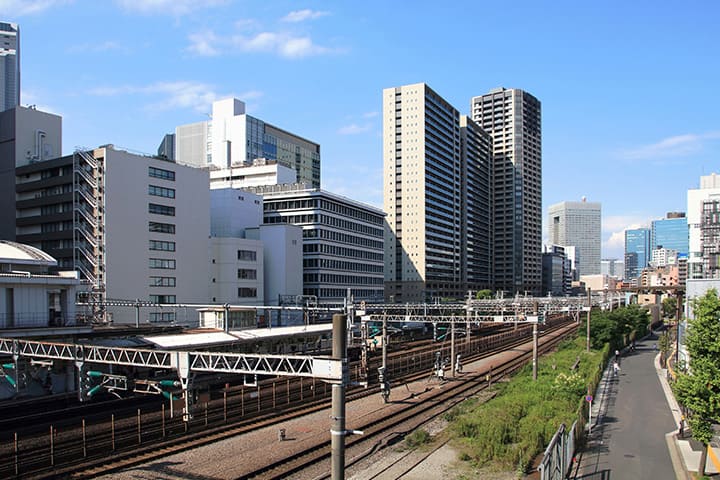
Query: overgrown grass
xmin=405 ymin=428 xmax=431 ymax=448
xmin=450 ymin=335 xmax=602 ymax=471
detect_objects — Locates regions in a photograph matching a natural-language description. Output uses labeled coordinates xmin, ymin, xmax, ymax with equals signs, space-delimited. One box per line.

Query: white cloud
xmin=619 ymin=131 xmax=720 ymax=160
xmin=0 ymin=0 xmax=71 ymax=16
xmin=601 ymin=215 xmax=651 ymax=258
xmin=186 ymin=31 xmax=221 ymax=57
xmin=87 ymin=81 xmax=261 ymax=114
xmin=281 ymin=9 xmax=330 ymax=23
xmin=362 ymin=111 xmax=379 ymax=119
xmin=67 ymin=41 xmax=127 ymax=54
xmin=188 ymin=29 xmax=337 ymax=59
xmin=113 ymin=0 xmax=226 ymax=16
xmin=338 ymin=123 xmax=372 ymax=135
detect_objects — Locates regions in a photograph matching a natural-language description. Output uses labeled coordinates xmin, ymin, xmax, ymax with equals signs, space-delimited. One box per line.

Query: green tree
xmin=673 ymin=289 xmax=720 ymax=476
xmin=475 ymin=289 xmax=493 ymax=300
xmin=662 ymin=296 xmax=678 ymax=318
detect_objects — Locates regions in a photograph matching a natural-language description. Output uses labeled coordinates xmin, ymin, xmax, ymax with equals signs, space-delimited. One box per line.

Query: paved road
xmin=573 ymin=335 xmax=677 ymax=480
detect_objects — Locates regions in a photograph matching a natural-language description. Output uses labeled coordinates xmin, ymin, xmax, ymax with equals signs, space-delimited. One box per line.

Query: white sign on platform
xmin=313 ymin=358 xmax=343 ymax=380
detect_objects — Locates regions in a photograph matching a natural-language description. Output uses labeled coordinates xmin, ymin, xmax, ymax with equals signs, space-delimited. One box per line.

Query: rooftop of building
xmin=0 ymin=240 xmax=57 ymax=267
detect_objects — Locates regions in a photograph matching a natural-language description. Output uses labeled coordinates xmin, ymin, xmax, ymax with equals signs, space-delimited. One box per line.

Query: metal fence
xmin=538 ymin=420 xmax=578 ymax=480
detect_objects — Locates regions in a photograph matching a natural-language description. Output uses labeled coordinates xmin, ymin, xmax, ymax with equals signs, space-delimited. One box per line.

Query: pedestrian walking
xmin=612 ymin=360 xmax=620 ymax=376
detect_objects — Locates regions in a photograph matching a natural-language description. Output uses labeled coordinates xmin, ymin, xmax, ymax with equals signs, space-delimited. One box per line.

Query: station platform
xmin=570 ymin=333 xmax=720 ymax=479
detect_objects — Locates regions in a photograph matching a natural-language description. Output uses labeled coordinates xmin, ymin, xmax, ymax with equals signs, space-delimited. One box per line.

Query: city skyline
xmin=2 ymin=1 xmax=719 ymax=260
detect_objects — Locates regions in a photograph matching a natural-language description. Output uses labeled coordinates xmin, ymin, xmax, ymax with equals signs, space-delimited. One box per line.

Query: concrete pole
xmin=224 ymin=304 xmax=230 ymax=333
xmin=675 ymin=291 xmax=682 ymax=365
xmin=586 ymin=288 xmax=592 ymax=352
xmin=450 ymin=318 xmax=456 ymax=377
xmin=382 ymin=314 xmax=388 ymax=374
xmin=331 ymin=313 xmax=347 ymax=480
xmin=533 ymin=302 xmax=538 ymax=381
xmin=135 ymin=300 xmax=140 ymax=328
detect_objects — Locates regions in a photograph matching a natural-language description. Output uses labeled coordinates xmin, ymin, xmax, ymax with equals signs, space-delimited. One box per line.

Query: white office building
xmin=14 ymin=146 xmax=211 ymax=324
xmin=209 ymin=159 xmax=296 ymax=190
xmin=165 ymin=98 xmax=320 ymax=187
xmin=246 ymin=183 xmax=385 ymax=305
xmin=548 ymin=199 xmax=602 ymax=276
xmin=687 ymin=173 xmax=720 ymax=279
xmin=209 ymin=187 xmax=302 ymax=307
xmin=0 ymin=22 xmax=19 ymax=112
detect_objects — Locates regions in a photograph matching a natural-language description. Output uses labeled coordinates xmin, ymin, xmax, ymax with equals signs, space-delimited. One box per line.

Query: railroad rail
xmin=0 ymin=317 xmax=576 ymax=479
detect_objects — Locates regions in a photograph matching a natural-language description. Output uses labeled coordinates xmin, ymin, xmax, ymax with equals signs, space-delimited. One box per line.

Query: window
xmin=238 ymin=287 xmax=257 ymax=298
xmin=149 ymin=221 xmax=176 ymax=234
xmin=149 ymin=240 xmax=175 ymax=251
xmin=149 ymin=166 xmax=175 ymax=181
xmin=237 ymin=250 xmax=257 ymax=261
xmin=237 ymin=268 xmax=257 ymax=280
xmin=149 ymin=312 xmax=176 ymax=323
xmin=149 ymin=185 xmax=176 ymax=198
xmin=149 ymin=203 xmax=175 ymax=216
xmin=149 ymin=258 xmax=176 ymax=269
xmin=149 ymin=294 xmax=176 ymax=304
xmin=150 ymin=276 xmax=176 ymax=287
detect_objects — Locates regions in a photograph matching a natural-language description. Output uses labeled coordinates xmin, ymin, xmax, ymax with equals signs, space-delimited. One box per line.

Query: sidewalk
xmin=570 ymin=335 xmax=688 ymax=479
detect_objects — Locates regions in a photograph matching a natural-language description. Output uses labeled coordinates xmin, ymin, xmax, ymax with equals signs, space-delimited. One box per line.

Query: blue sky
xmin=3 ymin=0 xmax=719 ymax=260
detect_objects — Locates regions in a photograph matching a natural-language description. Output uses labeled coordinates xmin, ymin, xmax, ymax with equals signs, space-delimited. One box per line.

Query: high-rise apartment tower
xmin=0 ymin=22 xmax=19 ymax=112
xmin=471 ymin=88 xmax=542 ymax=294
xmin=384 ymin=83 xmax=493 ymax=303
xmin=548 ymin=199 xmax=602 ymax=276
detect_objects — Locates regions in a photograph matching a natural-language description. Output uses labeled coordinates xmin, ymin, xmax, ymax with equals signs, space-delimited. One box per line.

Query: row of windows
xmin=238 ymin=268 xmax=257 ymax=279
xmin=150 ymin=276 xmax=176 ymax=287
xmin=150 ymin=294 xmax=176 ymax=304
xmin=149 ymin=203 xmax=175 ymax=216
xmin=303 ymin=273 xmax=384 ymax=285
xmin=317 ymin=228 xmax=383 ymax=250
xmin=237 ymin=250 xmax=257 ymax=261
xmin=303 ymin=258 xmax=383 ymax=273
xmin=149 ymin=221 xmax=175 ymax=234
xmin=238 ymin=287 xmax=258 ymax=298
xmin=150 ymin=240 xmax=175 ymax=251
xmin=303 ymin=243 xmax=383 ymax=262
xmin=41 ymin=220 xmax=73 ymax=233
xmin=149 ymin=185 xmax=176 ymax=198
xmin=41 ymin=202 xmax=73 ymax=216
xmin=149 ymin=258 xmax=176 ymax=269
xmin=149 ymin=312 xmax=176 ymax=323
xmin=149 ymin=166 xmax=175 ymax=181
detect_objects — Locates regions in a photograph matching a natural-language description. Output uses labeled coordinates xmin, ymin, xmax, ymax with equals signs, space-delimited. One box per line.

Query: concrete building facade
xmin=471 ymin=88 xmax=542 ymax=295
xmin=547 ymin=199 xmax=601 ymax=276
xmin=13 ymin=146 xmax=211 ymax=324
xmin=247 ymin=183 xmax=384 ymax=305
xmin=0 ymin=105 xmax=62 ymax=241
xmin=383 ymin=83 xmax=493 ymax=302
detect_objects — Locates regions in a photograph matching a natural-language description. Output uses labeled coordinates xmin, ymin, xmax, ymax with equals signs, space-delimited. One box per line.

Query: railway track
xmin=243 ymin=321 xmax=576 ymax=479
xmin=0 ymin=317 xmax=575 ymax=479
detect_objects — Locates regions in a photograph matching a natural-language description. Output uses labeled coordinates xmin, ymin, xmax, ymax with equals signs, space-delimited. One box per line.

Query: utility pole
xmin=331 ymin=313 xmax=347 ymax=480
xmin=450 ymin=318 xmax=456 ymax=377
xmin=675 ymin=290 xmax=682 ymax=365
xmin=586 ymin=288 xmax=592 ymax=352
xmin=532 ymin=302 xmax=538 ymax=381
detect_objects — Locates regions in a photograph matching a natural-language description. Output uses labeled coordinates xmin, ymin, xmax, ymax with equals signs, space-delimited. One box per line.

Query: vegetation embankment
xmin=438 ymin=305 xmax=650 ymax=476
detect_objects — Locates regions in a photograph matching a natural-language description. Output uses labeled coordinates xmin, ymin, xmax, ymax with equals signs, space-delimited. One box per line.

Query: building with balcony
xmin=471 ymin=87 xmax=542 ymax=294
xmin=687 ymin=173 xmax=720 ymax=279
xmin=13 ymin=146 xmax=210 ymax=324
